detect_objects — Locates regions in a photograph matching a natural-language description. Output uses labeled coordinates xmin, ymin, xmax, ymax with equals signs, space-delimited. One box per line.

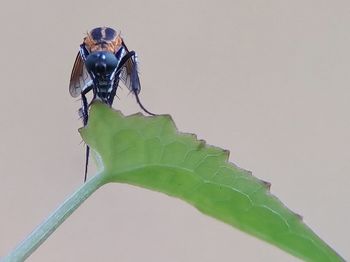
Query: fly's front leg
xmin=80 ymin=93 xmax=90 ymax=182
xmin=79 ymin=83 xmax=93 ymax=124
xmin=107 ymin=78 xmax=119 ymax=106
xmin=80 ymin=84 xmax=93 ymax=182
xmin=80 ymin=93 xmax=89 ymax=126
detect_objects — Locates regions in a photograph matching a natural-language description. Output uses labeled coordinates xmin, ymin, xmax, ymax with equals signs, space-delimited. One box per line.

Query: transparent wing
xmin=119 ymin=51 xmax=141 ymax=94
xmin=69 ymin=53 xmax=92 ymax=97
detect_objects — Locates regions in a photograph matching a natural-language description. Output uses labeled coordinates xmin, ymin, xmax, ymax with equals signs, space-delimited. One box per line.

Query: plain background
xmin=0 ymin=0 xmax=349 ymax=261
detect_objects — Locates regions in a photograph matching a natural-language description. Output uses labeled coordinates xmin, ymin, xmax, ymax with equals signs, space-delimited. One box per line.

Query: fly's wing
xmin=69 ymin=53 xmax=92 ymax=97
xmin=119 ymin=52 xmax=141 ymax=94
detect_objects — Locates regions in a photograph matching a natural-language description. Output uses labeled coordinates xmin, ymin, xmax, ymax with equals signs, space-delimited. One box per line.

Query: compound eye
xmin=85 ymin=51 xmax=118 ymax=76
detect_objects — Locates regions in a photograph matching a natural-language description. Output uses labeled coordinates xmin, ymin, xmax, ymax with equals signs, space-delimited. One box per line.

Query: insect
xmin=69 ymin=27 xmax=155 ymax=181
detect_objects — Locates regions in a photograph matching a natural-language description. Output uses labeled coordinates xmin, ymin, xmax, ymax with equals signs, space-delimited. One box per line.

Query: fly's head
xmin=85 ymin=51 xmax=119 ymax=103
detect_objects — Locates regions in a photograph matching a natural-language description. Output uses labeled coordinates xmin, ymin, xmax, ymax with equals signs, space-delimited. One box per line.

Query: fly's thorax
xmin=97 ymin=78 xmax=111 ymax=86
xmin=95 ymin=72 xmax=114 ymax=96
xmin=96 ymin=83 xmax=114 ymax=102
xmin=97 ymin=83 xmax=113 ymax=92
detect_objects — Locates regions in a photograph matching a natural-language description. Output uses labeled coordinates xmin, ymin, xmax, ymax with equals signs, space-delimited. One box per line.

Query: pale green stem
xmin=1 ymin=173 xmax=107 ymax=262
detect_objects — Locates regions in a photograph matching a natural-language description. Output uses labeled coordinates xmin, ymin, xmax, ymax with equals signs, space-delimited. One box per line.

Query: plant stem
xmin=2 ymin=173 xmax=107 ymax=262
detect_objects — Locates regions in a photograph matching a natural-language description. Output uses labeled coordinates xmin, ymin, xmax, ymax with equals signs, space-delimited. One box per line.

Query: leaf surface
xmin=80 ymin=102 xmax=344 ymax=262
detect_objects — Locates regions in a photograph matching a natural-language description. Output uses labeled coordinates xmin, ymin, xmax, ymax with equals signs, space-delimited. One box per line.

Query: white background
xmin=0 ymin=0 xmax=349 ymax=261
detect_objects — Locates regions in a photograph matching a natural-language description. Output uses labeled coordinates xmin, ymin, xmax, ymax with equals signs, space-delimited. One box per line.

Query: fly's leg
xmin=128 ymin=52 xmax=156 ymax=116
xmin=80 ymin=94 xmax=89 ymax=126
xmin=108 ymin=78 xmax=119 ymax=106
xmin=134 ymin=91 xmax=156 ymax=116
xmin=78 ymin=84 xmax=93 ymax=182
xmin=80 ymin=93 xmax=90 ymax=182
xmin=116 ymin=48 xmax=157 ymax=116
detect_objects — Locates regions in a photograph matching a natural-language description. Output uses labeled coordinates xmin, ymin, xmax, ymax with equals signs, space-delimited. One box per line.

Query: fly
xmin=69 ymin=27 xmax=155 ymax=182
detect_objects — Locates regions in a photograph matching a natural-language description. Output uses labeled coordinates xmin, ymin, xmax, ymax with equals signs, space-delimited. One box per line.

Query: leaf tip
xmin=78 ymin=126 xmax=85 ymax=136
xmin=260 ymin=180 xmax=272 ymax=190
xmin=222 ymin=149 xmax=230 ymax=160
xmin=198 ymin=139 xmax=206 ymax=149
xmin=127 ymin=112 xmax=144 ymax=118
xmin=293 ymin=212 xmax=303 ymax=221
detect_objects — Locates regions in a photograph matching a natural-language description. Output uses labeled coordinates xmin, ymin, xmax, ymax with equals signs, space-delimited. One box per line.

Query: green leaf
xmin=80 ymin=102 xmax=344 ymax=262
